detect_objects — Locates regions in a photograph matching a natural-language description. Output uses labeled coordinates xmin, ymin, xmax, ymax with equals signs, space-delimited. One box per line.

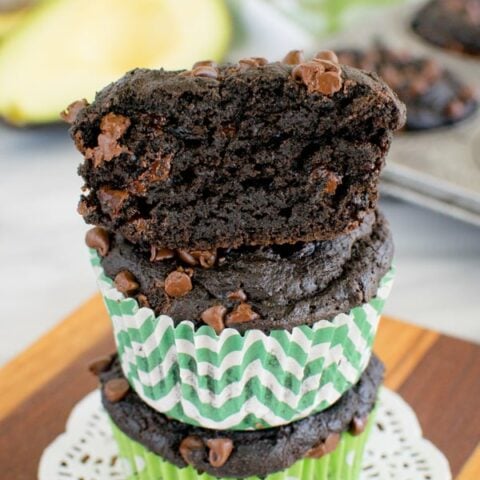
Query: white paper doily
xmin=38 ymin=387 xmax=451 ymax=480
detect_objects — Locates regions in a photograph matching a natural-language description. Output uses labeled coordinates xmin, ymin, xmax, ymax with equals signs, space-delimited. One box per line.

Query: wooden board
xmin=0 ymin=294 xmax=479 ymax=479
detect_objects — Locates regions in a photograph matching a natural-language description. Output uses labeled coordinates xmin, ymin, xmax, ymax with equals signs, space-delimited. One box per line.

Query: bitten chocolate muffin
xmin=97 ymin=354 xmax=384 ymax=479
xmin=412 ymin=0 xmax=480 ymax=57
xmin=337 ymin=45 xmax=477 ymax=130
xmin=70 ymin=52 xmax=405 ymax=251
xmin=92 ymin=209 xmax=393 ymax=333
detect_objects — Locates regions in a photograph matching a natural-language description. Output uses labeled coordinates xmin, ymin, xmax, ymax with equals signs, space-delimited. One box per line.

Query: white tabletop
xmin=1 ymin=123 xmax=479 ymax=367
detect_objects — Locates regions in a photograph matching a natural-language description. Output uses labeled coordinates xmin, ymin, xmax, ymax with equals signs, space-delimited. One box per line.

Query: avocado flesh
xmin=0 ymin=0 xmax=231 ymax=125
xmin=0 ymin=7 xmax=29 ymax=39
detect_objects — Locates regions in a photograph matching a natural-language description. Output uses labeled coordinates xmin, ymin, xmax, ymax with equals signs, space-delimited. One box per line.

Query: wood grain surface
xmin=0 ymin=294 xmax=478 ymax=479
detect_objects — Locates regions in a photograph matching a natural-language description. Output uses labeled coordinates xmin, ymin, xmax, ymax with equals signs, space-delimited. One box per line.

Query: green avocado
xmin=0 ymin=0 xmax=232 ymax=125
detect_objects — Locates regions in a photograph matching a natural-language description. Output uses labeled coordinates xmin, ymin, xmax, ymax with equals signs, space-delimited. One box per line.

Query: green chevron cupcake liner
xmin=110 ymin=412 xmax=375 ymax=480
xmin=91 ymin=249 xmax=394 ymax=430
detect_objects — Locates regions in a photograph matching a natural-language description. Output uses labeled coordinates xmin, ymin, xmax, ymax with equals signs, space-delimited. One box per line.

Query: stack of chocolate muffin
xmin=66 ymin=49 xmax=405 ymax=480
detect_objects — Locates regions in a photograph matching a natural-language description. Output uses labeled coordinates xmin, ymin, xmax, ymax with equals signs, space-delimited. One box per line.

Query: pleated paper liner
xmin=110 ymin=412 xmax=375 ymax=480
xmin=91 ymin=249 xmax=394 ymax=430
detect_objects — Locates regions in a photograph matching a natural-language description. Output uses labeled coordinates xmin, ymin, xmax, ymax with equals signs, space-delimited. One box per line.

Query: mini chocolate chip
xmin=445 ymin=99 xmax=466 ymax=118
xmin=193 ymin=60 xmax=218 ymax=68
xmin=85 ymin=226 xmax=110 ymax=256
xmin=201 ymin=305 xmax=227 ymax=334
xmin=227 ymin=289 xmax=247 ymax=302
xmin=324 ymin=172 xmax=341 ymax=195
xmin=177 ymin=249 xmax=198 ymax=266
xmin=104 ymin=378 xmax=130 ymax=403
xmin=150 ymin=246 xmax=175 ymax=262
xmin=239 ymin=57 xmax=268 ymax=69
xmin=179 ymin=436 xmax=205 ymax=465
xmin=314 ymin=50 xmax=339 ymax=63
xmin=60 ymin=99 xmax=88 ymax=124
xmin=306 ymin=432 xmax=340 ymax=458
xmin=282 ymin=49 xmax=304 ymax=65
xmin=86 ymin=113 xmax=131 ymax=167
xmin=177 ymin=249 xmax=216 ymax=268
xmin=88 ymin=354 xmax=114 ymax=376
xmin=206 ymin=438 xmax=234 ymax=468
xmin=351 ymin=415 xmax=368 ymax=435
xmin=191 ymin=65 xmax=219 ymax=79
xmin=97 ymin=188 xmax=129 ymax=217
xmin=192 ymin=250 xmax=217 ymax=269
xmin=422 ymin=59 xmax=441 ymax=82
xmin=316 ymin=71 xmax=343 ymax=95
xmin=114 ymin=271 xmax=140 ymax=296
xmin=410 ymin=78 xmax=429 ymax=96
xmin=164 ymin=270 xmax=192 ymax=297
xmin=136 ymin=293 xmax=151 ymax=308
xmin=458 ymin=85 xmax=476 ymax=102
xmin=226 ymin=303 xmax=259 ymax=325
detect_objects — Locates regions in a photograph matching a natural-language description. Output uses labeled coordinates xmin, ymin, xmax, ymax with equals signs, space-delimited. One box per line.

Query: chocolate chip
xmin=179 ymin=436 xmax=205 ymax=465
xmin=422 ymin=59 xmax=441 ymax=82
xmin=97 ymin=188 xmax=129 ymax=217
xmin=77 ymin=199 xmax=96 ymax=217
xmin=177 ymin=249 xmax=198 ymax=266
xmin=177 ymin=249 xmax=217 ymax=268
xmin=86 ymin=113 xmax=131 ymax=167
xmin=314 ymin=50 xmax=339 ymax=63
xmin=136 ymin=293 xmax=151 ymax=308
xmin=239 ymin=57 xmax=268 ymax=69
xmin=206 ymin=438 xmax=234 ymax=468
xmin=282 ymin=49 xmax=304 ymax=65
xmin=226 ymin=303 xmax=259 ymax=325
xmin=192 ymin=250 xmax=217 ymax=269
xmin=305 ymin=432 xmax=340 ymax=458
xmin=104 ymin=378 xmax=130 ymax=403
xmin=324 ymin=171 xmax=341 ymax=195
xmin=164 ymin=270 xmax=192 ymax=297
xmin=88 ymin=354 xmax=114 ymax=376
xmin=192 ymin=65 xmax=219 ymax=79
xmin=134 ymin=156 xmax=172 ymax=194
xmin=316 ymin=71 xmax=343 ymax=95
xmin=458 ymin=85 xmax=476 ymax=102
xmin=445 ymin=99 xmax=466 ymax=118
xmin=60 ymin=99 xmax=88 ymax=124
xmin=350 ymin=415 xmax=368 ymax=436
xmin=193 ymin=60 xmax=218 ymax=68
xmin=150 ymin=246 xmax=175 ymax=262
xmin=114 ymin=271 xmax=140 ymax=296
xmin=227 ymin=289 xmax=247 ymax=302
xmin=85 ymin=226 xmax=110 ymax=256
xmin=410 ymin=78 xmax=429 ymax=96
xmin=292 ymin=61 xmax=343 ymax=95
xmin=201 ymin=305 xmax=227 ymax=334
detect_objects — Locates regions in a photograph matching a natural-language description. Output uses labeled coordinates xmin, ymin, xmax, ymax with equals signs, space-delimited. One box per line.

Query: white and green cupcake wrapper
xmin=91 ymin=249 xmax=394 ymax=430
xmin=110 ymin=412 xmax=375 ymax=480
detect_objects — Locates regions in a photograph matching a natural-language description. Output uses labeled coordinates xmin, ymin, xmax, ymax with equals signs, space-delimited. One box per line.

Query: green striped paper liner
xmin=91 ymin=249 xmax=394 ymax=430
xmin=110 ymin=411 xmax=375 ymax=480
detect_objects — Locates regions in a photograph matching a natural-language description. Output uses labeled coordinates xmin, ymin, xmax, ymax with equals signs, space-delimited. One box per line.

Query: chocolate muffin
xmin=412 ymin=0 xmax=480 ymax=57
xmin=70 ymin=52 xmax=405 ymax=251
xmin=95 ymin=209 xmax=393 ymax=333
xmin=98 ymin=354 xmax=384 ymax=479
xmin=337 ymin=45 xmax=477 ymax=130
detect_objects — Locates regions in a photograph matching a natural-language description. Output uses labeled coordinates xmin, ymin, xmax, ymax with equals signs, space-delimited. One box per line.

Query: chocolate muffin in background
xmin=412 ymin=0 xmax=480 ymax=57
xmin=337 ymin=45 xmax=478 ymax=131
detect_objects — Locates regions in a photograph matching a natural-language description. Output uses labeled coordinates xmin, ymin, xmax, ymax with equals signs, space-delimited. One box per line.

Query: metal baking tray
xmin=325 ymin=2 xmax=480 ymax=226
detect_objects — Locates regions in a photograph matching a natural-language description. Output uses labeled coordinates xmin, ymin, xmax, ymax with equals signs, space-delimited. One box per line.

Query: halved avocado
xmin=0 ymin=0 xmax=232 ymax=125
